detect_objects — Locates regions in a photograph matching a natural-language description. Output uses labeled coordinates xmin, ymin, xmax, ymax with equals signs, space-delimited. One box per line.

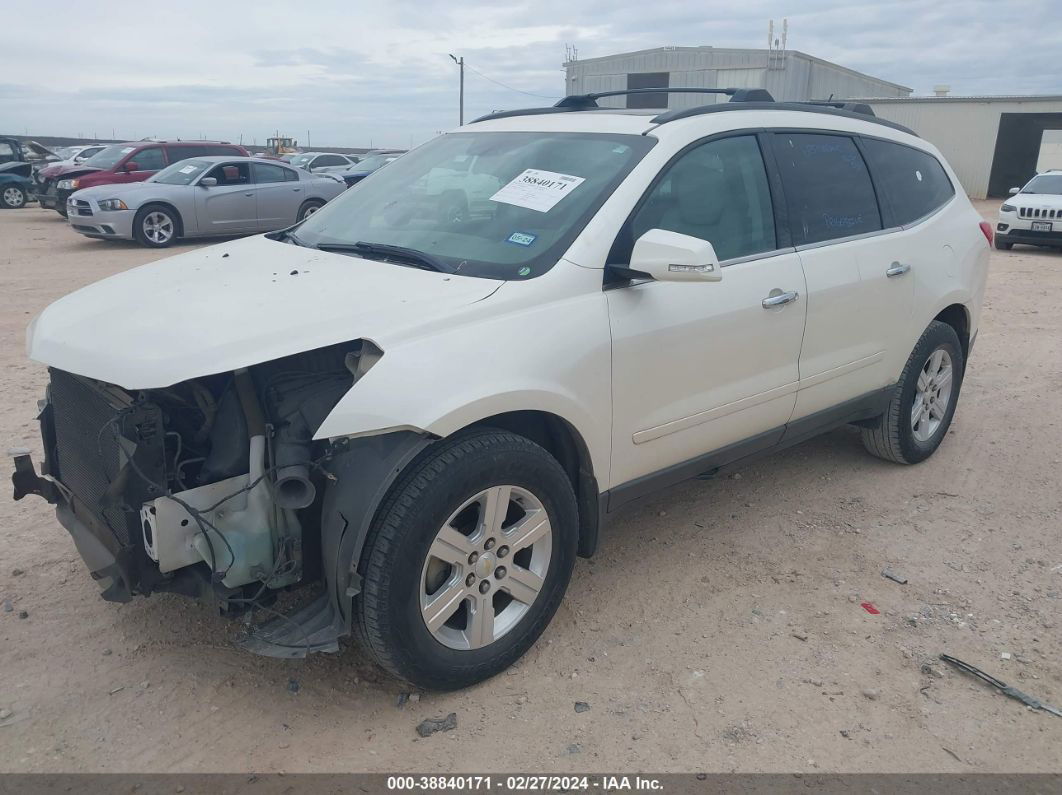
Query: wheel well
xmin=934 ymin=304 xmax=970 ymax=362
xmin=138 ymin=202 xmax=184 ymax=237
xmin=466 ymin=411 xmax=600 ymax=558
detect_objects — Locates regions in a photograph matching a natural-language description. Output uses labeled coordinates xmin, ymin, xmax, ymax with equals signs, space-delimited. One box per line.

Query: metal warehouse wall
xmin=564 ymin=47 xmax=910 ymax=110
xmin=863 ymin=98 xmax=1062 ymax=199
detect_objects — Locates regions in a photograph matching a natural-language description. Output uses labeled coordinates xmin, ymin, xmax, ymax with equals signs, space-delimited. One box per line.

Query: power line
xmin=464 ymin=64 xmax=560 ymax=100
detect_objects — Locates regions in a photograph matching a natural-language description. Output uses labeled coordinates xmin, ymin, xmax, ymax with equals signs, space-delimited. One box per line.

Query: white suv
xmin=14 ymin=88 xmax=990 ymax=690
xmin=996 ymin=170 xmax=1062 ymax=251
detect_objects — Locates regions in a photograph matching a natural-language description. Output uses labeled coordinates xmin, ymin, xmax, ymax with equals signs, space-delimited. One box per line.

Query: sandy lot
xmin=0 ymin=204 xmax=1059 ymax=773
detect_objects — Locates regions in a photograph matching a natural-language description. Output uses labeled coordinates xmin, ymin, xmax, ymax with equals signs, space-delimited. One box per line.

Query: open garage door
xmin=988 ymin=112 xmax=1062 ymax=197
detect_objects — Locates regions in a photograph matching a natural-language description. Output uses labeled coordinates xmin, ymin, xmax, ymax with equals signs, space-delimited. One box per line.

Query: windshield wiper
xmin=314 ymin=241 xmax=455 ymax=273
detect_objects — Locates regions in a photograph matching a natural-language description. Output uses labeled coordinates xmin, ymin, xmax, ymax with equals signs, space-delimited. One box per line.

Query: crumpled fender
xmin=313 ymin=263 xmax=614 ymax=485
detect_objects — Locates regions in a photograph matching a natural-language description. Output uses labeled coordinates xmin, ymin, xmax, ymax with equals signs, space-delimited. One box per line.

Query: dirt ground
xmin=0 ymin=203 xmax=1059 ymax=774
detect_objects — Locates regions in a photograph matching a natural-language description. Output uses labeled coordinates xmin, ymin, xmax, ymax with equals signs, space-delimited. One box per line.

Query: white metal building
xmin=860 ymin=96 xmax=1062 ymax=199
xmin=563 ymin=47 xmax=912 ymax=111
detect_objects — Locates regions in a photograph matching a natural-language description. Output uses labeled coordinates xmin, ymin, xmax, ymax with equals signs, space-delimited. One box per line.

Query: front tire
xmin=133 ymin=204 xmax=179 ymax=248
xmin=1 ymin=185 xmax=27 ymax=209
xmin=861 ymin=321 xmax=964 ymax=464
xmin=355 ymin=429 xmax=578 ymax=690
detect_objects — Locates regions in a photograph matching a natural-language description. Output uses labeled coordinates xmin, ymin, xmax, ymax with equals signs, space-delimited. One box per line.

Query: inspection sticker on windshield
xmin=507 ymin=231 xmax=537 ymax=246
xmin=489 ymin=169 xmax=585 ymax=213
xmin=178 ymin=165 xmax=197 ymax=174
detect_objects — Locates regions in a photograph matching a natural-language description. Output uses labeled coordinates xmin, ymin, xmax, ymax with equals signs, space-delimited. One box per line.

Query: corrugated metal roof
xmin=564 ymin=47 xmax=912 ymax=93
xmin=853 ymin=95 xmax=1062 ymax=103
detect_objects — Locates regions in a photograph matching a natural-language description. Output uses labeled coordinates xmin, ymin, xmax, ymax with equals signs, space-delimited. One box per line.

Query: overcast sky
xmin=5 ymin=0 xmax=1061 ymax=149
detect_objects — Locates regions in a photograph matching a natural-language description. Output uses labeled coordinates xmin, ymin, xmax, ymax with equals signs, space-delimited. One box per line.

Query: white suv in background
xmin=996 ymin=170 xmax=1062 ymax=251
xmin=15 ymin=88 xmax=990 ymax=690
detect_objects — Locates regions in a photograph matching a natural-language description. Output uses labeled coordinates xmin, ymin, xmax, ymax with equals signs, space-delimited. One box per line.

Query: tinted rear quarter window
xmin=860 ymin=139 xmax=954 ymax=226
xmin=771 ymin=133 xmax=882 ymax=245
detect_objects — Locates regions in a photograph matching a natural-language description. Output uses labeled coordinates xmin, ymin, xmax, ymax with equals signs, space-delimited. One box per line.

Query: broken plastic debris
xmin=860 ymin=602 xmax=880 ymax=615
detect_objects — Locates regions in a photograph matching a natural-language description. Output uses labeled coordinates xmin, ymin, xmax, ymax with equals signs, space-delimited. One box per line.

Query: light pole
xmin=449 ymin=53 xmax=464 ymax=126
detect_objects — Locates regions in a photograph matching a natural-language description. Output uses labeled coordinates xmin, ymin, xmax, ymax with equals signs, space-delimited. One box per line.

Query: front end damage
xmin=11 ymin=340 xmax=430 ymax=658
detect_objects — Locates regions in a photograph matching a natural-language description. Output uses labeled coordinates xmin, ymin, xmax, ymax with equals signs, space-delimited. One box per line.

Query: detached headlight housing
xmin=97 ymin=199 xmax=129 ymax=211
xmin=1000 ymin=203 xmax=1016 ymax=213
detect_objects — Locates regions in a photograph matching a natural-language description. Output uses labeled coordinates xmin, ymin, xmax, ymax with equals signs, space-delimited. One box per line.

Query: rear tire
xmin=1 ymin=185 xmax=27 ymax=209
xmin=354 ymin=429 xmax=578 ymax=690
xmin=994 ymin=238 xmax=1013 ymax=250
xmin=861 ymin=321 xmax=964 ymax=464
xmin=297 ymin=200 xmax=324 ymax=221
xmin=133 ymin=204 xmax=179 ymax=248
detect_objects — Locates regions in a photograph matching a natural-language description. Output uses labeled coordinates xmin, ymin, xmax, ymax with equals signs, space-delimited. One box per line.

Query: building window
xmin=627 ymin=72 xmax=669 ymax=109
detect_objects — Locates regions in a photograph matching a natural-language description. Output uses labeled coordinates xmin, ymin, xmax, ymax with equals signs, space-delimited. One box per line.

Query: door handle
xmin=292 ymin=187 xmax=302 ymax=192
xmin=762 ymin=290 xmax=799 ymax=308
xmin=886 ymin=262 xmax=911 ymax=277
xmin=244 ymin=192 xmax=253 ymax=197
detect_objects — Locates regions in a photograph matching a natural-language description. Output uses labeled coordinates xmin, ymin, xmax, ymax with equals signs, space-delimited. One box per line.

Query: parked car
xmin=336 ymin=151 xmax=402 ymax=187
xmin=37 ymin=140 xmax=249 ymax=216
xmin=288 ymin=152 xmax=360 ymax=173
xmin=66 ymin=156 xmax=345 ymax=247
xmin=50 ymin=144 xmax=109 ymax=166
xmin=0 ymin=172 xmax=36 ymax=209
xmin=0 ymin=137 xmax=55 ymax=207
xmin=15 ymin=89 xmax=988 ymax=690
xmin=995 ymin=170 xmax=1062 ymax=251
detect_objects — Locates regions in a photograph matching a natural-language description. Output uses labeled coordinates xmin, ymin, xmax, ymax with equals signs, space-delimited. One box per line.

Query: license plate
xmin=1032 ymin=221 xmax=1053 ymax=232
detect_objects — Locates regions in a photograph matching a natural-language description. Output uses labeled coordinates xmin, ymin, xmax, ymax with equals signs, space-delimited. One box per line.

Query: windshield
xmin=84 ymin=144 xmax=137 ymax=169
xmin=1022 ymin=174 xmax=1062 ymax=195
xmin=290 ymin=154 xmax=314 ymax=167
xmin=150 ymin=158 xmax=211 ymax=185
xmin=55 ymin=147 xmax=77 ymax=159
xmin=294 ymin=131 xmax=653 ymax=280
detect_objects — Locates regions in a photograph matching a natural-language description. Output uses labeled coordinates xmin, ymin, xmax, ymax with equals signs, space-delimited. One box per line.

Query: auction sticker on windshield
xmin=490 ymin=169 xmax=585 ymax=213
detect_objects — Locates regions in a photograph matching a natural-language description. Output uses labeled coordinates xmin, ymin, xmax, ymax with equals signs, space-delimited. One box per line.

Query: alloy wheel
xmin=3 ymin=187 xmax=25 ymax=208
xmin=420 ymin=485 xmax=552 ymax=650
xmin=911 ymin=347 xmax=954 ymax=442
xmin=143 ymin=211 xmax=174 ymax=244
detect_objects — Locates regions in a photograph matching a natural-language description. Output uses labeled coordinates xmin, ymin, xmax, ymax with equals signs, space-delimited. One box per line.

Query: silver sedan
xmin=66 ymin=156 xmax=346 ymax=247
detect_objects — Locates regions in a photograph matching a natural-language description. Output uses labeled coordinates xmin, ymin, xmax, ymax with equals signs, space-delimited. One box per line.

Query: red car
xmin=37 ymin=140 xmax=249 ymax=216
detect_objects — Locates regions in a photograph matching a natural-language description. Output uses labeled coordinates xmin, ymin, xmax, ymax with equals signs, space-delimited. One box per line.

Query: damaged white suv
xmin=14 ymin=89 xmax=989 ymax=690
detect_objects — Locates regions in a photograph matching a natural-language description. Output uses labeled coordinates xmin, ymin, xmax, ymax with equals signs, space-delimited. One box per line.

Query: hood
xmin=45 ymin=164 xmax=101 ymax=180
xmin=28 ymin=235 xmax=502 ymax=389
xmin=0 ymin=161 xmax=31 ymax=177
xmin=1010 ymin=191 xmax=1062 ymax=209
xmin=72 ymin=181 xmax=168 ymax=202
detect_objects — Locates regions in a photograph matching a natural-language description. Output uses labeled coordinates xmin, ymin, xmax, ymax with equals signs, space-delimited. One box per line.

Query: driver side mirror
xmin=1009 ymin=187 xmax=1021 ymax=195
xmin=199 ymin=177 xmax=218 ymax=187
xmin=618 ymin=229 xmax=722 ymax=283
xmin=125 ymin=161 xmax=140 ymax=172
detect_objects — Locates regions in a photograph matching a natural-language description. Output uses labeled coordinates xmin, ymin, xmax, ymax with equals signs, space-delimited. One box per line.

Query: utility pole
xmin=449 ymin=53 xmax=464 ymax=125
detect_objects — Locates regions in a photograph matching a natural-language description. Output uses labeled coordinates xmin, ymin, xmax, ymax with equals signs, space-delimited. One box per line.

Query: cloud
xmin=3 ymin=0 xmax=1061 ymax=147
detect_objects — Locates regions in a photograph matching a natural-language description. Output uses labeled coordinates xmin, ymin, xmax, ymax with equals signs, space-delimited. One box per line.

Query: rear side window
xmin=770 ymin=133 xmax=882 ymax=245
xmin=168 ymin=145 xmax=242 ymax=161
xmin=252 ymin=162 xmax=295 ymax=184
xmin=127 ymin=146 xmax=166 ymax=171
xmin=860 ymin=139 xmax=954 ymax=226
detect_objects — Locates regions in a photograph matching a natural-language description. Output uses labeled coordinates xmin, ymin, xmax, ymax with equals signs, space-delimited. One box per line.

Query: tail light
xmin=979 ymin=221 xmax=993 ymax=246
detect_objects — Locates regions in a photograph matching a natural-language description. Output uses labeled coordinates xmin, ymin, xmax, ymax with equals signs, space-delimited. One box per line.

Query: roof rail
xmin=470 ymin=87 xmax=774 ymax=123
xmin=553 ymin=87 xmax=775 ymax=109
xmin=469 ymin=87 xmax=916 ymax=137
xmin=651 ymin=101 xmax=918 ymax=136
xmin=798 ymin=100 xmax=877 ymax=117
